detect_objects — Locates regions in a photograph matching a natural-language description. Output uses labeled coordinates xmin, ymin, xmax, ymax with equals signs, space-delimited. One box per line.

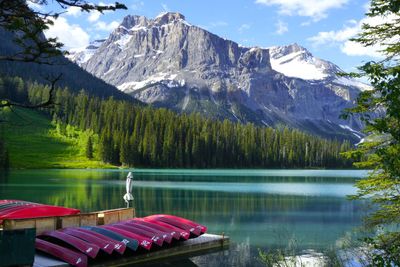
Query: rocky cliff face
xmin=68 ymin=12 xmax=369 ymax=142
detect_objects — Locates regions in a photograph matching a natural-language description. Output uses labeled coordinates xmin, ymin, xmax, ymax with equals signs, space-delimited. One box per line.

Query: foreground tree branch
xmin=0 ymin=0 xmax=127 ymax=64
xmin=0 ymin=0 xmax=126 ymax=111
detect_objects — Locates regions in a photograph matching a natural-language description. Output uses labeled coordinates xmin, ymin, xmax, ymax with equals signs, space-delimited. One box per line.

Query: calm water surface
xmin=0 ymin=169 xmax=369 ymax=266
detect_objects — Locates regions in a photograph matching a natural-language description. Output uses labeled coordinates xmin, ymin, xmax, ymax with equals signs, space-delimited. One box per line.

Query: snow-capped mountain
xmin=68 ymin=12 xmax=370 ymax=142
xmin=67 ymin=39 xmax=106 ymax=65
xmin=269 ymin=44 xmax=371 ymax=91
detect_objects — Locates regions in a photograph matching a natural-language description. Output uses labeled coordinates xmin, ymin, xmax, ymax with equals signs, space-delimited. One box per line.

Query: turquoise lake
xmin=0 ymin=169 xmax=369 ymax=266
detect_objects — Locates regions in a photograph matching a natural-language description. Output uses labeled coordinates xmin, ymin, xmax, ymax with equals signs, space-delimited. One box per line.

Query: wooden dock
xmin=2 ymin=207 xmax=229 ymax=266
xmin=33 ymin=233 xmax=229 ymax=267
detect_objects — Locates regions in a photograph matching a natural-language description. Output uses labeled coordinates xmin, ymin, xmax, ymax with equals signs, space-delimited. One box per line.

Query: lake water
xmin=0 ymin=169 xmax=369 ymax=266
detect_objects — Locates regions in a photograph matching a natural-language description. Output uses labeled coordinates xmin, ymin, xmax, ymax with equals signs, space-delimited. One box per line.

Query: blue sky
xmin=34 ymin=0 xmax=380 ymax=72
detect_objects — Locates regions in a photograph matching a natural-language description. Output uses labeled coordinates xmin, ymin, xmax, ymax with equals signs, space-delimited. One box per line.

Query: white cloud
xmin=275 ymin=20 xmax=288 ymax=35
xmin=255 ymin=0 xmax=349 ymax=21
xmin=307 ymin=15 xmax=396 ymax=58
xmin=45 ymin=17 xmax=90 ymax=49
xmin=88 ymin=11 xmax=101 ymax=22
xmin=66 ymin=6 xmax=82 ymax=17
xmin=341 ymin=41 xmax=382 ymax=57
xmin=94 ymin=20 xmax=120 ymax=31
xmin=238 ymin=24 xmax=251 ymax=33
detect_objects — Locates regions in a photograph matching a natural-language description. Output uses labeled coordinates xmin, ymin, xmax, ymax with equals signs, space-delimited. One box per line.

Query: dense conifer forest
xmin=1 ymin=75 xmax=354 ymax=169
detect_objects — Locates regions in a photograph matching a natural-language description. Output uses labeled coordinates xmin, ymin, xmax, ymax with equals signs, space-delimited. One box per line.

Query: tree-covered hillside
xmin=0 ymin=76 xmax=352 ymax=169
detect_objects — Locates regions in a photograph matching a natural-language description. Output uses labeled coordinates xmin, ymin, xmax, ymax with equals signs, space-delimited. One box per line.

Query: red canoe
xmin=73 ymin=228 xmax=126 ymax=255
xmin=152 ymin=214 xmax=207 ymax=234
xmin=0 ymin=204 xmax=39 ymax=216
xmin=101 ymin=225 xmax=153 ymax=250
xmin=38 ymin=231 xmax=100 ymax=259
xmin=144 ymin=215 xmax=202 ymax=236
xmin=36 ymin=239 xmax=88 ymax=267
xmin=0 ymin=201 xmax=36 ymax=210
xmin=0 ymin=200 xmax=80 ymax=223
xmin=120 ymin=221 xmax=173 ymax=244
xmin=111 ymin=223 xmax=164 ymax=246
xmin=130 ymin=219 xmax=182 ymax=240
xmin=136 ymin=218 xmax=190 ymax=240
xmin=61 ymin=228 xmax=114 ymax=254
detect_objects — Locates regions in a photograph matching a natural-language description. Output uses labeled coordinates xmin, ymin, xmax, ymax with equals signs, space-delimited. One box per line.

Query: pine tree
xmin=341 ymin=0 xmax=400 ymax=264
xmin=85 ymin=136 xmax=94 ymax=159
xmin=13 ymin=79 xmax=355 ymax=169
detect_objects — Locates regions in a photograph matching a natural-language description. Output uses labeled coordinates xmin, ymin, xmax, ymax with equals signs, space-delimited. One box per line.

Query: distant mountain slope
xmin=0 ymin=28 xmax=132 ymax=101
xmin=68 ymin=12 xmax=371 ymax=142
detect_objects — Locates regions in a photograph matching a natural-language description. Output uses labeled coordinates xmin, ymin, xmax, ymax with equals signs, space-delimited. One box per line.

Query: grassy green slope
xmin=1 ymin=108 xmax=113 ymax=169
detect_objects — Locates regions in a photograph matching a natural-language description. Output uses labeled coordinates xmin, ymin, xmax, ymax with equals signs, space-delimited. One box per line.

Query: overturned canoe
xmin=101 ymin=225 xmax=153 ymax=250
xmin=126 ymin=219 xmax=181 ymax=240
xmin=144 ymin=215 xmax=203 ymax=236
xmin=37 ymin=231 xmax=100 ymax=259
xmin=0 ymin=200 xmax=80 ymax=223
xmin=35 ymin=239 xmax=88 ymax=267
xmin=61 ymin=228 xmax=115 ymax=254
xmin=81 ymin=226 xmax=139 ymax=252
xmin=119 ymin=220 xmax=174 ymax=244
xmin=34 ymin=214 xmax=207 ymax=266
xmin=138 ymin=218 xmax=190 ymax=240
xmin=72 ymin=228 xmax=126 ymax=255
xmin=150 ymin=214 xmax=207 ymax=234
xmin=111 ymin=223 xmax=165 ymax=246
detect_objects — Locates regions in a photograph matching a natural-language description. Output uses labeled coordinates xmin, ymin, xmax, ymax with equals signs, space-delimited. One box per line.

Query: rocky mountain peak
xmin=120 ymin=15 xmax=149 ymax=29
xmin=269 ymin=43 xmax=309 ymax=59
xmin=154 ymin=12 xmax=186 ymax=25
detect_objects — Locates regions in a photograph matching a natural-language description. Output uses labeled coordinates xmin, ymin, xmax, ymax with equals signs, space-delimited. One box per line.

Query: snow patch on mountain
xmin=269 ymin=44 xmax=333 ymax=80
xmin=270 ymin=51 xmax=328 ymax=80
xmin=334 ymin=77 xmax=372 ymax=91
xmin=339 ymin=124 xmax=363 ymax=138
xmin=269 ymin=44 xmax=371 ymax=92
xmin=66 ymin=39 xmax=105 ymax=65
xmin=115 ymin=34 xmax=132 ymax=47
xmin=117 ymin=72 xmax=185 ymax=93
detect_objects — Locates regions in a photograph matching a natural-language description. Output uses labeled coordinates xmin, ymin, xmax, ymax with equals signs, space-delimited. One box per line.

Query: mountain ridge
xmin=67 ymin=12 xmax=370 ymax=142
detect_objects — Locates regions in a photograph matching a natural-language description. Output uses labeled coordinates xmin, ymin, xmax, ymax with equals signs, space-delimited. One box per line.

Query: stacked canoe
xmin=0 ymin=200 xmax=80 ymax=223
xmin=0 ymin=200 xmax=207 ymax=266
xmin=35 ymin=215 xmax=207 ymax=267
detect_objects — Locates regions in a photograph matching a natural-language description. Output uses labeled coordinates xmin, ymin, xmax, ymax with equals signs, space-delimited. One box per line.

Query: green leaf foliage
xmin=343 ymin=0 xmax=400 ymax=264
